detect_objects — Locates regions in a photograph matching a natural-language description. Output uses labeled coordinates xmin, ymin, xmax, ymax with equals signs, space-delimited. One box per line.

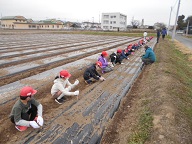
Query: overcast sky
xmin=0 ymin=0 xmax=191 ymax=26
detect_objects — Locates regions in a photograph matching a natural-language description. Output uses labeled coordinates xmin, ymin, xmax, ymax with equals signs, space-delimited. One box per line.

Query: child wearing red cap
xmin=98 ymin=51 xmax=113 ymax=73
xmin=51 ymin=70 xmax=79 ymax=104
xmin=83 ymin=61 xmax=105 ymax=84
xmin=110 ymin=49 xmax=124 ymax=66
xmin=9 ymin=86 xmax=43 ymax=132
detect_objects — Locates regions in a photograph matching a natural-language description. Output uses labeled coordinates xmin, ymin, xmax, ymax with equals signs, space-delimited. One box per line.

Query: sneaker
xmin=121 ymin=63 xmax=124 ymax=65
xmin=15 ymin=125 xmax=28 ymax=132
xmin=60 ymin=96 xmax=66 ymax=101
xmin=55 ymin=98 xmax=64 ymax=104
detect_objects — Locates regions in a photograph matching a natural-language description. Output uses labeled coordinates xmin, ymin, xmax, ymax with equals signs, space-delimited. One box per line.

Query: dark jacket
xmin=83 ymin=64 xmax=101 ymax=80
xmin=110 ymin=52 xmax=122 ymax=64
xmin=120 ymin=50 xmax=128 ymax=59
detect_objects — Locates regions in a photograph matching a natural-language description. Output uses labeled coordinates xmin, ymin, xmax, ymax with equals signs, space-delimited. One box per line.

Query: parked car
xmin=176 ymin=30 xmax=183 ymax=34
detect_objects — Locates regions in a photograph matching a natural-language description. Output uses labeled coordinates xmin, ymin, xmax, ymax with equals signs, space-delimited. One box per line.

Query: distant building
xmin=138 ymin=25 xmax=149 ymax=29
xmin=81 ymin=22 xmax=101 ymax=30
xmin=0 ymin=16 xmax=64 ymax=29
xmin=141 ymin=19 xmax=144 ymax=26
xmin=101 ymin=12 xmax=127 ymax=31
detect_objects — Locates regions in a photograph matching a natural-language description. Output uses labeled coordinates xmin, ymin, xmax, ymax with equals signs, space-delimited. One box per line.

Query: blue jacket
xmin=120 ymin=50 xmax=127 ymax=59
xmin=142 ymin=48 xmax=156 ymax=62
xmin=161 ymin=29 xmax=167 ymax=35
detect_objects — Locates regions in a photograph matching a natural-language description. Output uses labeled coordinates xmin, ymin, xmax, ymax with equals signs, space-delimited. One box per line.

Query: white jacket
xmin=51 ymin=78 xmax=75 ymax=96
xmin=143 ymin=32 xmax=147 ymax=37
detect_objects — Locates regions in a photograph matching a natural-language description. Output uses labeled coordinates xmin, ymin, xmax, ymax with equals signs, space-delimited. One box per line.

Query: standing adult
xmin=9 ymin=86 xmax=43 ymax=131
xmin=157 ymin=29 xmax=161 ymax=43
xmin=51 ymin=70 xmax=79 ymax=104
xmin=143 ymin=31 xmax=148 ymax=41
xmin=142 ymin=45 xmax=156 ymax=65
xmin=161 ymin=28 xmax=167 ymax=40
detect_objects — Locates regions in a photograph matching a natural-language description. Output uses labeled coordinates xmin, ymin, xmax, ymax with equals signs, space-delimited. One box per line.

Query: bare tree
xmin=131 ymin=20 xmax=140 ymax=28
xmin=154 ymin=22 xmax=166 ymax=30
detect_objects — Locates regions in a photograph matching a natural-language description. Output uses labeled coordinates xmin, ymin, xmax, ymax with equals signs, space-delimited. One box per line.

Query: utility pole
xmin=167 ymin=7 xmax=172 ymax=35
xmin=186 ymin=20 xmax=189 ymax=36
xmin=99 ymin=14 xmax=100 ymax=23
xmin=172 ymin=0 xmax=181 ymax=40
xmin=92 ymin=17 xmax=94 ymax=28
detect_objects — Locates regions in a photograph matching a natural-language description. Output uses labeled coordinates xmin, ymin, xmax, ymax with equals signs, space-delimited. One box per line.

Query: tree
xmin=185 ymin=16 xmax=192 ymax=26
xmin=177 ymin=15 xmax=187 ymax=30
xmin=153 ymin=22 xmax=166 ymax=30
xmin=148 ymin=26 xmax=154 ymax=29
xmin=131 ymin=20 xmax=140 ymax=28
xmin=184 ymin=16 xmax=192 ymax=34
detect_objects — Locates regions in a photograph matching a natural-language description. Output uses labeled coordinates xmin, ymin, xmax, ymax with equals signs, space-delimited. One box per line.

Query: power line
xmin=172 ymin=0 xmax=179 ymax=9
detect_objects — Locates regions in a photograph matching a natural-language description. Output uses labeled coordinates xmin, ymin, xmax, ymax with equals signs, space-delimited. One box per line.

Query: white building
xmin=101 ymin=12 xmax=127 ymax=31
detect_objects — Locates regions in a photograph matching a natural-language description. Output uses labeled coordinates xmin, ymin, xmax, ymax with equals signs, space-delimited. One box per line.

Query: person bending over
xmin=98 ymin=51 xmax=113 ymax=73
xmin=110 ymin=49 xmax=124 ymax=65
xmin=142 ymin=45 xmax=156 ymax=65
xmin=51 ymin=70 xmax=79 ymax=104
xmin=83 ymin=61 xmax=105 ymax=84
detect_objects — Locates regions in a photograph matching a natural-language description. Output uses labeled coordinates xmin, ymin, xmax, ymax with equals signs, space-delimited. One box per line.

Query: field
xmin=0 ymin=30 xmax=192 ymax=144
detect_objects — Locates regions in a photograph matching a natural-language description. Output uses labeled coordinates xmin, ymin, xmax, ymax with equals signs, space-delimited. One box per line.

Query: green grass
xmin=186 ymin=35 xmax=192 ymax=39
xmin=48 ymin=30 xmax=157 ymax=37
xmin=169 ymin=45 xmax=192 ymax=91
xmin=164 ymin=41 xmax=192 ymax=128
xmin=128 ymin=108 xmax=153 ymax=144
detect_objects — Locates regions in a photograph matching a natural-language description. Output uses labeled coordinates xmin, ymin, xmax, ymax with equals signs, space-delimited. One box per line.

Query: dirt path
xmin=101 ymin=38 xmax=192 ymax=144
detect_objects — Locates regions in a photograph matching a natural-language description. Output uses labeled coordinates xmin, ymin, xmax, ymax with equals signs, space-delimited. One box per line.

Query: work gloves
xmin=30 ymin=121 xmax=40 ymax=129
xmin=29 ymin=116 xmax=44 ymax=128
xmin=73 ymin=79 xmax=79 ymax=86
xmin=73 ymin=90 xmax=79 ymax=96
xmin=99 ymin=76 xmax=105 ymax=81
xmin=36 ymin=116 xmax=44 ymax=126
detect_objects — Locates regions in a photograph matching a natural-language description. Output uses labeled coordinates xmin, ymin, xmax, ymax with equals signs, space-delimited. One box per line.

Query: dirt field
xmin=0 ymin=30 xmax=192 ymax=144
xmin=0 ymin=30 xmax=147 ymax=143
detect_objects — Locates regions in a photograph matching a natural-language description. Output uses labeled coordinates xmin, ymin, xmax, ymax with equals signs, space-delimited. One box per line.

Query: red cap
xmin=60 ymin=70 xmax=71 ymax=78
xmin=20 ymin=86 xmax=37 ymax=97
xmin=102 ymin=51 xmax=108 ymax=57
xmin=117 ymin=49 xmax=122 ymax=53
xmin=96 ymin=61 xmax=102 ymax=67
